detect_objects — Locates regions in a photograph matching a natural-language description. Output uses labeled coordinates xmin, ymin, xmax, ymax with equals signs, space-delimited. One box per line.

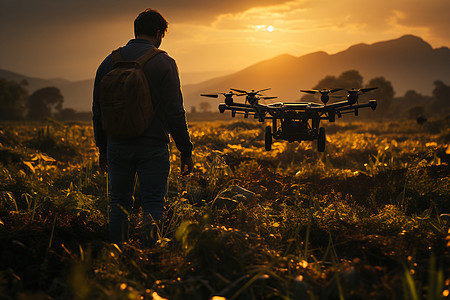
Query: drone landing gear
xmin=318 ymin=127 xmax=325 ymax=152
xmin=265 ymin=126 xmax=272 ymax=151
xmin=329 ymin=110 xmax=336 ymax=122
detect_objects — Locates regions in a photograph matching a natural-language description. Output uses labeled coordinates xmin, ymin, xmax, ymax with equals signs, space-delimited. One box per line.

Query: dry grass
xmin=0 ymin=117 xmax=449 ymax=299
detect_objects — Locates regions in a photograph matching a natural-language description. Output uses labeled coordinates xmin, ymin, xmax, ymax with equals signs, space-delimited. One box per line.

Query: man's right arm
xmin=159 ymin=55 xmax=193 ymax=158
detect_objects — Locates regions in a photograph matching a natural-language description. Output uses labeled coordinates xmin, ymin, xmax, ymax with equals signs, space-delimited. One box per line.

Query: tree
xmin=199 ymin=101 xmax=211 ymax=113
xmin=390 ymin=90 xmax=432 ymax=118
xmin=26 ymin=87 xmax=64 ymax=120
xmin=0 ymin=78 xmax=28 ymax=120
xmin=403 ymin=90 xmax=427 ymax=104
xmin=365 ymin=77 xmax=395 ymax=114
xmin=314 ymin=75 xmax=339 ymax=90
xmin=432 ymin=80 xmax=450 ymax=104
xmin=427 ymin=80 xmax=450 ymax=115
xmin=302 ymin=70 xmax=364 ymax=102
xmin=337 ymin=70 xmax=363 ymax=90
xmin=314 ymin=70 xmax=363 ymax=90
xmin=408 ymin=106 xmax=425 ymax=120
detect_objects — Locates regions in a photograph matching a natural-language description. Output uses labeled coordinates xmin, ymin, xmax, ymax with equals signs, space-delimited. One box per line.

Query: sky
xmin=1 ymin=0 xmax=449 ymax=84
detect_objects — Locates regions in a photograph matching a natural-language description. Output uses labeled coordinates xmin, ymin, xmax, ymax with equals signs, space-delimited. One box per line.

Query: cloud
xmin=388 ymin=0 xmax=450 ymax=40
xmin=0 ymin=0 xmax=448 ymax=81
xmin=2 ymin=0 xmax=448 ymax=41
xmin=0 ymin=0 xmax=292 ymax=27
xmin=0 ymin=0 xmax=295 ymax=79
xmin=210 ymin=1 xmax=309 ymax=31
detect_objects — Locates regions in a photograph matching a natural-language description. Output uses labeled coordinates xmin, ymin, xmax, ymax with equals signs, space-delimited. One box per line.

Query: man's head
xmin=134 ymin=9 xmax=168 ymax=47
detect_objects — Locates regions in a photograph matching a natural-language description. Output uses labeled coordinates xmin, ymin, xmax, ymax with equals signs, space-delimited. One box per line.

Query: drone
xmin=201 ymin=87 xmax=377 ymax=152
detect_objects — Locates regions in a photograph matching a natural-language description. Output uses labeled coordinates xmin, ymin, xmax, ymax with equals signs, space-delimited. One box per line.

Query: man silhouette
xmin=92 ymin=8 xmax=193 ymax=245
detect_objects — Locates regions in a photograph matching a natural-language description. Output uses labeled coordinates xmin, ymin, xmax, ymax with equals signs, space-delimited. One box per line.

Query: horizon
xmin=1 ymin=34 xmax=447 ymax=86
xmin=1 ymin=0 xmax=449 ymax=83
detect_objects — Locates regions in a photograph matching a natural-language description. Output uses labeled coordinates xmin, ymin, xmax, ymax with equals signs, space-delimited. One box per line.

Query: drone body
xmin=201 ymin=88 xmax=377 ymax=152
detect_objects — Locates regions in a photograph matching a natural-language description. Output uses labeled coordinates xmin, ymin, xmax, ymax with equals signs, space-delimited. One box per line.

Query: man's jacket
xmin=93 ymin=39 xmax=193 ymax=157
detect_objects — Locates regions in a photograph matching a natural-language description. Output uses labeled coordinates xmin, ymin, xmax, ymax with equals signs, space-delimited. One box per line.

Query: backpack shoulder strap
xmin=136 ymin=48 xmax=165 ymax=66
xmin=111 ymin=48 xmax=122 ymax=67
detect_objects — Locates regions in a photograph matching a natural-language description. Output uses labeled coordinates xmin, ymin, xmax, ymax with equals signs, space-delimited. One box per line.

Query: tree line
xmin=1 ymin=72 xmax=449 ymax=121
xmin=0 ymin=78 xmax=90 ymax=121
xmin=301 ymin=70 xmax=450 ymax=119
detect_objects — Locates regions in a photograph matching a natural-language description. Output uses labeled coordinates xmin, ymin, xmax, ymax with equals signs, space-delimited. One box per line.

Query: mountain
xmin=0 ymin=69 xmax=93 ymax=112
xmin=183 ymin=35 xmax=450 ymax=110
xmin=1 ymin=35 xmax=449 ymax=112
xmin=180 ymin=70 xmax=235 ymax=85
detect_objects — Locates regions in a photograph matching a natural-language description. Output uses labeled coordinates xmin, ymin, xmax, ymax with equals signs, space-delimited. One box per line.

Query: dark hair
xmin=134 ymin=9 xmax=168 ymax=38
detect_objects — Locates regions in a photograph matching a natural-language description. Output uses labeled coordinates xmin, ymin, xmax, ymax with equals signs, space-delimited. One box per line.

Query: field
xmin=0 ymin=116 xmax=449 ymax=299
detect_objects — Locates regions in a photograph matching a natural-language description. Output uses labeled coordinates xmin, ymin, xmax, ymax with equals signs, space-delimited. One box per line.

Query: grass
xmin=0 ymin=117 xmax=449 ymax=299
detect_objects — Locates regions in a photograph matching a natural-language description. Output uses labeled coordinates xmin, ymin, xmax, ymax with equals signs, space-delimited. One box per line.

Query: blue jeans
xmin=107 ymin=143 xmax=170 ymax=244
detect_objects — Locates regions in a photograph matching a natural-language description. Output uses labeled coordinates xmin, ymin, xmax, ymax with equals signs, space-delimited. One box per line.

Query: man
xmin=92 ymin=9 xmax=193 ymax=245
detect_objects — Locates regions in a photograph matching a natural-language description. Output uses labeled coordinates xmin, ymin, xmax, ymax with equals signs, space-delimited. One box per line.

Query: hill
xmin=1 ymin=35 xmax=449 ymax=112
xmin=183 ymin=35 xmax=450 ymax=111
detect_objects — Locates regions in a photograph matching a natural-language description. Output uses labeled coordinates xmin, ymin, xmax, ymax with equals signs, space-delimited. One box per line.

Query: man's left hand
xmin=181 ymin=156 xmax=194 ymax=176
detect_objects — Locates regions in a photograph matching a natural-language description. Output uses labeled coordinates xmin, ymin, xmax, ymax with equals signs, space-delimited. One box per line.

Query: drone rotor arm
xmin=335 ymin=100 xmax=377 ymax=114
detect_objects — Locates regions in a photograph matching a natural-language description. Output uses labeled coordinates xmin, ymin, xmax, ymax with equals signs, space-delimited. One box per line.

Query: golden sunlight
xmin=252 ymin=25 xmax=275 ymax=32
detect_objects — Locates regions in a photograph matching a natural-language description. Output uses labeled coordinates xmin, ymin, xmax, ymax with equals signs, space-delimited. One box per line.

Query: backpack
xmin=99 ymin=47 xmax=164 ymax=138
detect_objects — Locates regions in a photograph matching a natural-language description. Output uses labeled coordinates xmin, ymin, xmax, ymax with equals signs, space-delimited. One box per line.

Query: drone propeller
xmin=346 ymin=87 xmax=377 ymax=105
xmin=300 ymin=88 xmax=342 ymax=95
xmin=230 ymin=88 xmax=273 ymax=105
xmin=201 ymin=91 xmax=239 ymax=106
xmin=260 ymin=96 xmax=278 ymax=100
xmin=346 ymin=87 xmax=377 ymax=94
xmin=231 ymin=88 xmax=271 ymax=96
xmin=200 ymin=93 xmax=219 ymax=98
xmin=201 ymin=91 xmax=238 ymax=97
xmin=300 ymin=88 xmax=343 ymax=104
xmin=360 ymin=87 xmax=377 ymax=93
xmin=230 ymin=88 xmax=247 ymax=94
xmin=300 ymin=90 xmax=317 ymax=95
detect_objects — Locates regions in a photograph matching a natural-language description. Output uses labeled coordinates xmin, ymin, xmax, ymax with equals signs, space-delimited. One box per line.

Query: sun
xmin=266 ymin=25 xmax=274 ymax=32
